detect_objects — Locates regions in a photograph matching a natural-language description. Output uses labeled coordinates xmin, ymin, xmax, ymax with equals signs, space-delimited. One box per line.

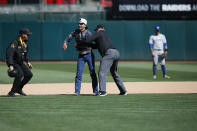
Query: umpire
xmin=6 ymin=28 xmax=33 ymax=97
xmin=77 ymin=24 xmax=127 ymax=96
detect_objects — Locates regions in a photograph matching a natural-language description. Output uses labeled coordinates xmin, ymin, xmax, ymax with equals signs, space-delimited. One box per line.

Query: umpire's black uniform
xmin=6 ymin=28 xmax=33 ymax=97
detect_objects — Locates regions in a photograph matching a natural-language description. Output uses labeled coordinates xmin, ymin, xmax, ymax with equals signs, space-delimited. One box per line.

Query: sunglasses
xmin=79 ymin=23 xmax=84 ymax=25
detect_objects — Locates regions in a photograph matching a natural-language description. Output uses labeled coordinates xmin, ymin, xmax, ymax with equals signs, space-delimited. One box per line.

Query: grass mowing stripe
xmin=1 ymin=94 xmax=197 ymax=131
xmin=118 ymin=62 xmax=197 ymax=72
xmin=31 ymin=69 xmax=75 ymax=83
xmin=1 ymin=62 xmax=197 ymax=83
xmin=1 ymin=94 xmax=197 ymax=111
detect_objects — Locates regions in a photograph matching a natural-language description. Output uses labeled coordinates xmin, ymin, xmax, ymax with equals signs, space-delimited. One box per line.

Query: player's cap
xmin=78 ymin=18 xmax=87 ymax=25
xmin=155 ymin=26 xmax=160 ymax=31
xmin=94 ymin=24 xmax=105 ymax=31
xmin=19 ymin=28 xmax=32 ymax=35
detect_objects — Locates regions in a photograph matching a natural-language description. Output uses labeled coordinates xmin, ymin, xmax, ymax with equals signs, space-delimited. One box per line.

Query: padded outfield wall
xmin=0 ymin=21 xmax=197 ymax=61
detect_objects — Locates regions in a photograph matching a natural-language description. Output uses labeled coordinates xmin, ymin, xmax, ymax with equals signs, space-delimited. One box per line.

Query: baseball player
xmin=6 ymin=28 xmax=33 ymax=97
xmin=77 ymin=24 xmax=127 ymax=96
xmin=62 ymin=18 xmax=98 ymax=95
xmin=149 ymin=26 xmax=170 ymax=79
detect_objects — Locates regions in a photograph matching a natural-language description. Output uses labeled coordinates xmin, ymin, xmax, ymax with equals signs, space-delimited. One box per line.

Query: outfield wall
xmin=0 ymin=21 xmax=197 ymax=61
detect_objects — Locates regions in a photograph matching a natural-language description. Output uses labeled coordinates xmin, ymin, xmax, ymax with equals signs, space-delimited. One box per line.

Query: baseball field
xmin=0 ymin=61 xmax=197 ymax=131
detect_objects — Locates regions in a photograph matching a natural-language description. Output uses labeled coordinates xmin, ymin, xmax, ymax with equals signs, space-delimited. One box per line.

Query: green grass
xmin=0 ymin=61 xmax=197 ymax=84
xmin=0 ymin=94 xmax=197 ymax=131
xmin=1 ymin=62 xmax=197 ymax=131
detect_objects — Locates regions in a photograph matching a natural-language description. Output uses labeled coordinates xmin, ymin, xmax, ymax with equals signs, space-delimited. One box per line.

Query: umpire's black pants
xmin=11 ymin=63 xmax=33 ymax=93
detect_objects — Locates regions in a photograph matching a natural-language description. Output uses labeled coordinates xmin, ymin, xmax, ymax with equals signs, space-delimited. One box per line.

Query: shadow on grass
xmin=0 ymin=94 xmax=98 ymax=97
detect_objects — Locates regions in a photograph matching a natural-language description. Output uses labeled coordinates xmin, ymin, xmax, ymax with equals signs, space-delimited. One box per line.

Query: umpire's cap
xmin=19 ymin=28 xmax=32 ymax=35
xmin=7 ymin=69 xmax=18 ymax=78
xmin=94 ymin=24 xmax=105 ymax=31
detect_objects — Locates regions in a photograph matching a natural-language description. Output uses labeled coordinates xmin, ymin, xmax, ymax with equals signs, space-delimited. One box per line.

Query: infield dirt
xmin=0 ymin=82 xmax=197 ymax=96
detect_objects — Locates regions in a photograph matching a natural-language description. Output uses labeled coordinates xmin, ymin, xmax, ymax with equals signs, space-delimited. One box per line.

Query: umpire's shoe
xmin=99 ymin=91 xmax=107 ymax=96
xmin=17 ymin=90 xmax=27 ymax=96
xmin=8 ymin=91 xmax=15 ymax=97
xmin=119 ymin=91 xmax=128 ymax=95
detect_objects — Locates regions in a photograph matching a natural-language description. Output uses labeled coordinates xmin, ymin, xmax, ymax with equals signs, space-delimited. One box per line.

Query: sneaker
xmin=93 ymin=92 xmax=99 ymax=96
xmin=17 ymin=90 xmax=27 ymax=96
xmin=99 ymin=91 xmax=107 ymax=96
xmin=153 ymin=75 xmax=157 ymax=79
xmin=164 ymin=75 xmax=170 ymax=79
xmin=8 ymin=91 xmax=15 ymax=97
xmin=119 ymin=91 xmax=128 ymax=95
xmin=73 ymin=93 xmax=80 ymax=96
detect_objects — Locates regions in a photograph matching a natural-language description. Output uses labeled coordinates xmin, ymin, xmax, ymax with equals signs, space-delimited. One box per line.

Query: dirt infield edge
xmin=0 ymin=82 xmax=197 ymax=95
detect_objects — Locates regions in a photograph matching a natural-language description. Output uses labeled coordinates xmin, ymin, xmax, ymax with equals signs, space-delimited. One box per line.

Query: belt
xmin=79 ymin=50 xmax=91 ymax=55
xmin=153 ymin=49 xmax=162 ymax=51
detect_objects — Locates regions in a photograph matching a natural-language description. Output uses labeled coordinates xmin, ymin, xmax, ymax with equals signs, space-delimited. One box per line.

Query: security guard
xmin=6 ymin=28 xmax=33 ymax=97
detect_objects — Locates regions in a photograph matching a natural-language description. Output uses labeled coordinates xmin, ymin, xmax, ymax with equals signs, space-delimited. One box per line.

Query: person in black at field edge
xmin=77 ymin=24 xmax=128 ymax=96
xmin=6 ymin=28 xmax=33 ymax=97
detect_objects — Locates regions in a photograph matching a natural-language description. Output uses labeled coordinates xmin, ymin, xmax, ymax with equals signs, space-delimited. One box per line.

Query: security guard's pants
xmin=98 ymin=49 xmax=126 ymax=93
xmin=11 ymin=63 xmax=33 ymax=93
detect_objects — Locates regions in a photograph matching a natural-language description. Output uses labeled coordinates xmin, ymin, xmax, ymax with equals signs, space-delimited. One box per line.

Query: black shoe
xmin=8 ymin=91 xmax=15 ymax=97
xmin=17 ymin=90 xmax=27 ymax=96
xmin=119 ymin=91 xmax=128 ymax=95
xmin=99 ymin=91 xmax=107 ymax=96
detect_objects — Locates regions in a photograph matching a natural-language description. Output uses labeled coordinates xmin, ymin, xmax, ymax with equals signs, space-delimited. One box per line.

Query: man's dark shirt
xmin=6 ymin=38 xmax=29 ymax=67
xmin=64 ymin=29 xmax=92 ymax=52
xmin=78 ymin=30 xmax=115 ymax=57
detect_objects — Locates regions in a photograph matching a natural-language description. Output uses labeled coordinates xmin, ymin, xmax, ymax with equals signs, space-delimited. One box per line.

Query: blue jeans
xmin=75 ymin=52 xmax=98 ymax=94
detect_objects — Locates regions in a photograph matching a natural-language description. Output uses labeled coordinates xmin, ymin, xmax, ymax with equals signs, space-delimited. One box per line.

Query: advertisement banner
xmin=112 ymin=0 xmax=197 ymax=19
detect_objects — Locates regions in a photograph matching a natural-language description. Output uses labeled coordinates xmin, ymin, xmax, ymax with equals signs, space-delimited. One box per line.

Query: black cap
xmin=94 ymin=24 xmax=105 ymax=31
xmin=19 ymin=28 xmax=32 ymax=35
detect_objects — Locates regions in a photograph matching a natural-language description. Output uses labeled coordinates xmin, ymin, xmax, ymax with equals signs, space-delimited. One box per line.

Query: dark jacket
xmin=6 ymin=38 xmax=29 ymax=67
xmin=64 ymin=29 xmax=92 ymax=52
xmin=78 ymin=30 xmax=115 ymax=57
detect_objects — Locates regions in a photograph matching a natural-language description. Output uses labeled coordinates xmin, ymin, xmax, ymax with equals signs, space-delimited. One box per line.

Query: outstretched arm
xmin=76 ymin=42 xmax=98 ymax=49
xmin=62 ymin=31 xmax=75 ymax=50
xmin=62 ymin=42 xmax=68 ymax=50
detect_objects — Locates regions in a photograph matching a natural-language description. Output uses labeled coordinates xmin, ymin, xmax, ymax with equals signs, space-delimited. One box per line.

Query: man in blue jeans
xmin=77 ymin=24 xmax=127 ymax=96
xmin=62 ymin=18 xmax=98 ymax=95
